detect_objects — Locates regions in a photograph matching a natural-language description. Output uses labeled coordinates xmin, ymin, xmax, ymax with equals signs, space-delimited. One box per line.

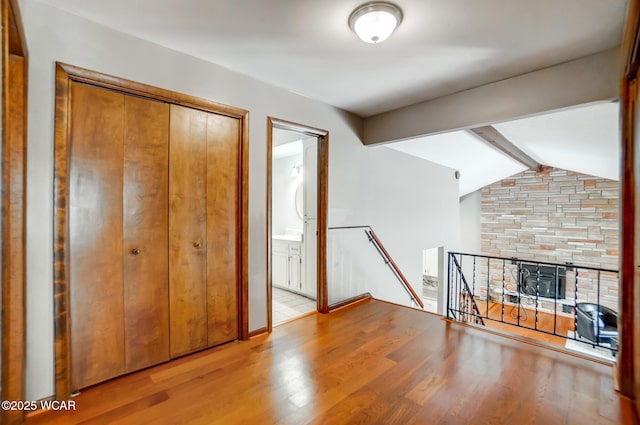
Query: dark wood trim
xmin=239 ymin=111 xmax=250 ymax=341
xmin=247 ymin=327 xmax=268 ymax=339
xmin=618 ymin=0 xmax=640 ymax=408
xmin=2 ymin=0 xmax=27 ymax=423
xmin=266 ymin=117 xmax=330 ymax=331
xmin=56 ymin=63 xmax=247 ymax=120
xmin=328 ymin=293 xmax=372 ymax=311
xmin=619 ymin=76 xmax=637 ymax=398
xmin=53 ymin=63 xmax=250 ymax=398
xmin=266 ymin=118 xmax=274 ymax=333
xmin=623 ymin=0 xmax=640 ymax=81
xmin=317 ymin=132 xmax=329 ymax=314
xmin=6 ymin=0 xmax=23 ymax=57
xmin=52 ymin=63 xmax=72 ymax=402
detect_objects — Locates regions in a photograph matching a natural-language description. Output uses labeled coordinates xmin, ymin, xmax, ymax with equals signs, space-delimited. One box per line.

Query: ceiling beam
xmin=469 ymin=125 xmax=545 ymax=171
xmin=363 ymin=48 xmax=619 ymax=145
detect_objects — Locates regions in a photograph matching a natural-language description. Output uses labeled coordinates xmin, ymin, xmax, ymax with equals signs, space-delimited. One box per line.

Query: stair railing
xmin=328 ymin=225 xmax=424 ymax=310
xmin=448 ymin=253 xmax=484 ymax=325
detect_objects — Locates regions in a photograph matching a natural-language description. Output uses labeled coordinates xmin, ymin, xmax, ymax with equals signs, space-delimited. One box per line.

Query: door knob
xmin=131 ymin=248 xmax=140 ymax=255
xmin=193 ymin=241 xmax=201 ymax=249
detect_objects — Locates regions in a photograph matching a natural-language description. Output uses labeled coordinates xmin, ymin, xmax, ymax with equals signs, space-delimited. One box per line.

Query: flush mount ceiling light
xmin=349 ymin=2 xmax=403 ymax=44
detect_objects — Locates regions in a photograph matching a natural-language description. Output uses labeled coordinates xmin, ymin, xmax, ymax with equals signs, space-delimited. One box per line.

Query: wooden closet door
xmin=123 ymin=96 xmax=170 ymax=371
xmin=206 ymin=113 xmax=240 ymax=346
xmin=69 ymin=82 xmax=125 ymax=390
xmin=169 ymin=104 xmax=208 ymax=357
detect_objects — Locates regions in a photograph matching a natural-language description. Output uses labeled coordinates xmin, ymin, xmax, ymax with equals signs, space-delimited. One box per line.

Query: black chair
xmin=575 ymin=303 xmax=618 ymax=348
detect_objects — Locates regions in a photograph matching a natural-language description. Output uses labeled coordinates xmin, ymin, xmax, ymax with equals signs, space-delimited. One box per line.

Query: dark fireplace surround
xmin=518 ymin=263 xmax=567 ymax=300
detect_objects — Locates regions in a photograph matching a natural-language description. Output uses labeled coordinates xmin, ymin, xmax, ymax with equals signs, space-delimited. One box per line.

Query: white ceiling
xmin=36 ymin=0 xmax=627 ymax=194
xmin=387 ymin=131 xmax=528 ymax=196
xmin=495 ymin=101 xmax=620 ymax=181
xmin=36 ymin=0 xmax=627 ymax=117
xmin=388 ymin=101 xmax=620 ymax=196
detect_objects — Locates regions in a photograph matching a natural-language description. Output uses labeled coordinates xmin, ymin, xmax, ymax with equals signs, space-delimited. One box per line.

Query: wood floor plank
xmin=26 ymin=299 xmax=636 ymax=425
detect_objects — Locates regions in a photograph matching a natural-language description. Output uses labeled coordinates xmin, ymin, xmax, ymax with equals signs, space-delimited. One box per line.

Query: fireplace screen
xmin=518 ymin=263 xmax=566 ymax=300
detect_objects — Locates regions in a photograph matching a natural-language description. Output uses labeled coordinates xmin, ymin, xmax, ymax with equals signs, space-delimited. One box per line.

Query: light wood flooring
xmin=27 ymin=299 xmax=637 ymax=424
xmin=473 ymin=300 xmax=575 ymax=347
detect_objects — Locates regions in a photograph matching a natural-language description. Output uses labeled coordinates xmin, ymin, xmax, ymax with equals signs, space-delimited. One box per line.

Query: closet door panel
xmin=69 ymin=82 xmax=125 ymax=390
xmin=123 ymin=96 xmax=170 ymax=371
xmin=206 ymin=113 xmax=240 ymax=346
xmin=169 ymin=104 xmax=208 ymax=357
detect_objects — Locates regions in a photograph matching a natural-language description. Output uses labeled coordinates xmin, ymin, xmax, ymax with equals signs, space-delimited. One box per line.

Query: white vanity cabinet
xmin=272 ymin=239 xmax=290 ymax=289
xmin=272 ymin=237 xmax=304 ymax=294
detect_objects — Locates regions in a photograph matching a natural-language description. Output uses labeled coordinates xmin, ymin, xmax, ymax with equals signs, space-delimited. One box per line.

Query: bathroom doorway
xmin=267 ymin=118 xmax=328 ymax=329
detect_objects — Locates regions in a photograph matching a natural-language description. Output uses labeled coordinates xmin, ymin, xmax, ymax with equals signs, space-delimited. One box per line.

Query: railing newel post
xmin=446 ymin=252 xmax=452 ymax=319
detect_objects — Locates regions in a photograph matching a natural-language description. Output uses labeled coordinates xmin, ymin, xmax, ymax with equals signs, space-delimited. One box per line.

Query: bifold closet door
xmin=205 ymin=113 xmax=240 ymax=346
xmin=69 ymin=82 xmax=125 ymax=390
xmin=169 ymin=105 xmax=240 ymax=356
xmin=69 ymin=82 xmax=170 ymax=389
xmin=123 ymin=96 xmax=170 ymax=372
xmin=169 ymin=105 xmax=208 ymax=357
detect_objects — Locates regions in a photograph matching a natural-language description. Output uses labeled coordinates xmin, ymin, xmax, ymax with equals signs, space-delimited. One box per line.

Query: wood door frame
xmin=619 ymin=0 xmax=640 ymax=412
xmin=1 ymin=0 xmax=27 ymax=423
xmin=266 ymin=117 xmax=329 ymax=333
xmin=53 ymin=63 xmax=250 ymax=399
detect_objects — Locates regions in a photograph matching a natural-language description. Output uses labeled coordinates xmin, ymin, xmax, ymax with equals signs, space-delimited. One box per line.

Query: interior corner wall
xmin=21 ymin=1 xmax=460 ymax=400
xmin=459 ymin=190 xmax=482 ymax=255
xmin=362 ymin=146 xmax=460 ymax=291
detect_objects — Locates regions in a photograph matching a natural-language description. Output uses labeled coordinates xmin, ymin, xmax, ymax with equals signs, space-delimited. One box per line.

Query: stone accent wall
xmin=479 ymin=168 xmax=619 ymax=310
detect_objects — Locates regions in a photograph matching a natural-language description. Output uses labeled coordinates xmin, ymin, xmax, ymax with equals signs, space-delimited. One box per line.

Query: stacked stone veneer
xmin=478 ymin=168 xmax=619 ymax=311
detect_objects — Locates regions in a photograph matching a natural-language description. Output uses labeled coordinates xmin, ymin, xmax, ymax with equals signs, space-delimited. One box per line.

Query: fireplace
xmin=519 ymin=263 xmax=566 ymax=300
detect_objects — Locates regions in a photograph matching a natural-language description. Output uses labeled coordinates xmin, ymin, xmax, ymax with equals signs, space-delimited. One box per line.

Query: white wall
xmin=272 ymin=154 xmax=303 ymax=235
xmin=21 ymin=0 xmax=460 ymax=400
xmin=459 ymin=190 xmax=482 ymax=255
xmin=363 ymin=147 xmax=460 ymax=287
xmin=327 ymin=149 xmax=460 ymax=308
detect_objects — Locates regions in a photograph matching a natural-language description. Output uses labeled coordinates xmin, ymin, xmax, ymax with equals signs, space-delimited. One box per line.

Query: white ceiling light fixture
xmin=349 ymin=2 xmax=403 ymax=44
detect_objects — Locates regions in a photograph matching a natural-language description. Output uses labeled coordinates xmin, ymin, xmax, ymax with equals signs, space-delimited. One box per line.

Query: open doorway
xmin=267 ymin=118 xmax=328 ymax=330
xmin=422 ymin=246 xmax=443 ymax=313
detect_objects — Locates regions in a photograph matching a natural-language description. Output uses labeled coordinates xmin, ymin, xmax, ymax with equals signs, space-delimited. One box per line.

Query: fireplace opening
xmin=518 ymin=263 xmax=566 ymax=300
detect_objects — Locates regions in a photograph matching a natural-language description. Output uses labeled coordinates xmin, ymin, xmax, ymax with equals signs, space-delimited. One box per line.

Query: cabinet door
xmin=290 ymin=244 xmax=302 ymax=291
xmin=272 ymin=241 xmax=289 ymax=288
xmin=123 ymin=96 xmax=170 ymax=371
xmin=290 ymin=255 xmax=302 ymax=291
xmin=205 ymin=113 xmax=240 ymax=347
xmin=169 ymin=104 xmax=208 ymax=357
xmin=69 ymin=82 xmax=125 ymax=390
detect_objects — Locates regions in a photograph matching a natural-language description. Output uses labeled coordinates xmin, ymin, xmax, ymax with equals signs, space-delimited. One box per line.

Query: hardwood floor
xmin=27 ymin=299 xmax=637 ymax=424
xmin=474 ymin=300 xmax=575 ymax=347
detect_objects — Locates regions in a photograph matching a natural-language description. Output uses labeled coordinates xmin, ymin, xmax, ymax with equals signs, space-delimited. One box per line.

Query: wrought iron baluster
xmin=596 ymin=270 xmax=601 ymax=345
xmin=535 ymin=264 xmax=540 ymax=331
xmin=446 ymin=253 xmax=452 ymax=319
xmin=501 ymin=259 xmax=506 ymax=323
xmin=486 ymin=258 xmax=490 ymax=320
xmin=553 ymin=265 xmax=558 ymax=337
xmin=573 ymin=267 xmax=579 ymax=340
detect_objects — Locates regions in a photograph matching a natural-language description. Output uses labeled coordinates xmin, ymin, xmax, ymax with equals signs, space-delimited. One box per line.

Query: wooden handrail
xmin=366 ymin=229 xmax=425 ymax=309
